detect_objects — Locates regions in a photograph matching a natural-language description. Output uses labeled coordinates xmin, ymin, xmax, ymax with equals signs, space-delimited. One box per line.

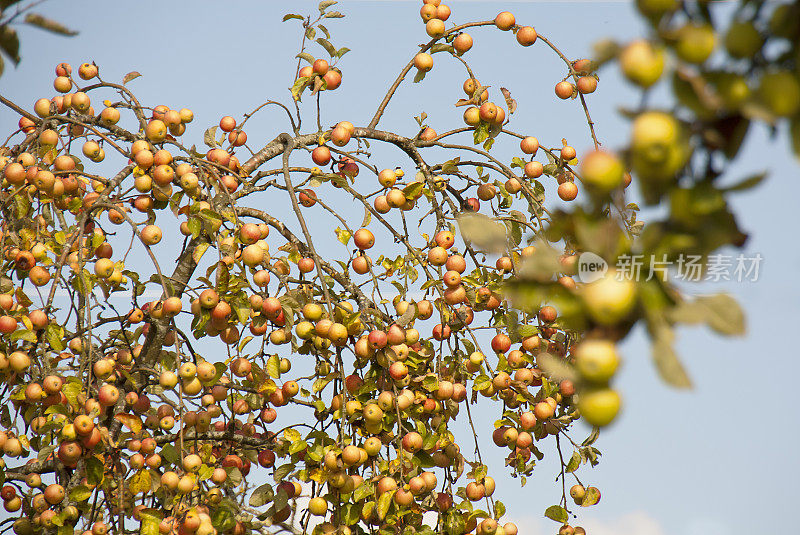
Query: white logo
xmin=578 ymin=252 xmax=608 ymax=283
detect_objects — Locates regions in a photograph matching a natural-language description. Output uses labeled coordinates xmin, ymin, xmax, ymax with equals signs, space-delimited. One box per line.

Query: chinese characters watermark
xmin=578 ymin=252 xmax=763 ymax=283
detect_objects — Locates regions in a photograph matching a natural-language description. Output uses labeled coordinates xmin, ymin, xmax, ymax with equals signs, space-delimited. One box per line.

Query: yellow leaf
xmin=128 ymin=470 xmax=151 ymax=494
xmin=284 ymin=428 xmax=301 ymax=442
xmin=115 ymin=413 xmax=143 ymax=434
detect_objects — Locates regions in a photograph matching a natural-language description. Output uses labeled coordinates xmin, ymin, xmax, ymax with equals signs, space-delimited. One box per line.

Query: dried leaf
xmin=115 ymin=413 xmax=143 ymax=434
xmin=500 ymin=87 xmax=517 ymax=114
xmin=122 ymin=71 xmax=141 ymax=85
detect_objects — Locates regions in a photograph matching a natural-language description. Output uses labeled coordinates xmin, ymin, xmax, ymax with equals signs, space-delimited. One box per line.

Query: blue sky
xmin=2 ymin=1 xmax=799 ymax=534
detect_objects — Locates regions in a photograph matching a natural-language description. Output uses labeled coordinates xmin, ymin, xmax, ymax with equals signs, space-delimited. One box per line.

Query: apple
xmin=574 ymin=340 xmax=620 ymax=383
xmin=619 ymin=40 xmax=665 ymax=88
xmin=578 ymin=388 xmax=621 ymax=427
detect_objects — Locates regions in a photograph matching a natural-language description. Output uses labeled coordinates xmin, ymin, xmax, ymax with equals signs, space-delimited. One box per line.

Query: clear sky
xmin=1 ymin=1 xmax=799 ymax=535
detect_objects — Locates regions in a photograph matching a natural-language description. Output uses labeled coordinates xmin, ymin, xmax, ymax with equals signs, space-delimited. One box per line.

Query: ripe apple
xmin=555 ymin=81 xmax=575 ymax=99
xmin=454 ymin=33 xmax=473 ymax=54
xmin=516 ymin=26 xmax=537 ymax=46
xmin=414 ymin=53 xmax=434 ymax=72
xmin=309 ymin=497 xmax=328 ymax=516
xmin=494 ymin=11 xmax=515 ymax=30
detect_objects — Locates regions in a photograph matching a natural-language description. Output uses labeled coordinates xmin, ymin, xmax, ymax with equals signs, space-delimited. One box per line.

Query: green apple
xmin=619 ymin=40 xmax=665 ymax=88
xmin=574 ymin=340 xmax=620 ymax=383
xmin=581 ymin=270 xmax=636 ymax=325
xmin=578 ymin=388 xmax=621 ymax=427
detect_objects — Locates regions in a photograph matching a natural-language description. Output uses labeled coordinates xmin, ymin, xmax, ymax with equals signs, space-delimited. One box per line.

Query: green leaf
xmin=510 ymin=157 xmax=526 ymax=169
xmin=696 ymin=294 xmax=746 ymax=335
xmin=249 ymin=483 xmax=273 ymax=507
xmin=413 ymin=69 xmax=427 ymax=84
xmin=0 ymin=25 xmax=20 ymax=64
xmin=86 ymin=456 xmax=104 ymax=485
xmin=336 ymin=47 xmax=350 ymax=58
xmin=791 ymin=117 xmax=800 ymax=159
xmin=24 ymin=13 xmax=78 ymax=35
xmin=296 ymin=52 xmax=315 ymax=64
xmin=473 ymin=122 xmax=489 ymax=145
xmin=335 ymin=226 xmax=352 ymax=246
xmin=324 ymin=11 xmax=344 ymax=18
xmin=45 ymin=323 xmax=65 ymax=352
xmin=11 ymin=329 xmax=37 ymax=343
xmin=444 ymin=511 xmax=466 ymax=535
xmin=582 ymin=427 xmax=600 ymax=447
xmin=211 ymin=504 xmax=236 ymax=532
xmin=722 ymin=172 xmax=766 ymax=193
xmin=319 ymin=0 xmax=337 ymax=11
xmin=160 ymin=443 xmax=179 ymax=465
xmin=68 ymin=484 xmax=93 ymax=502
xmin=353 ymin=481 xmax=374 ymax=502
xmin=316 ymin=38 xmax=337 ymax=57
xmin=565 ymin=451 xmax=581 ymax=473
xmin=544 ymin=505 xmax=568 ymax=523
xmin=536 ymin=353 xmax=577 ymax=383
xmin=493 ymin=500 xmax=506 ymax=519
xmin=403 ymin=181 xmax=424 ymax=200
xmin=668 ymin=294 xmax=746 ymax=337
xmin=283 ymin=13 xmax=304 ymax=22
xmin=456 ymin=212 xmax=507 ymax=253
xmin=225 ymin=466 xmax=243 ymax=487
xmin=289 ymin=439 xmax=307 ymax=454
xmin=273 ymin=463 xmax=294 ymax=482
xmin=341 ymin=503 xmax=359 ymax=525
xmin=430 ymin=43 xmax=454 ymax=54
xmin=651 ymin=321 xmax=692 ymax=388
xmin=422 ymin=374 xmax=439 ymax=392
xmin=313 ymin=372 xmax=336 ymax=394
xmin=473 ymin=374 xmax=491 ymax=391
xmin=441 ymin=158 xmax=460 ymax=174
xmin=290 ymin=76 xmax=311 ymax=101
xmin=61 ymin=381 xmax=82 ymax=409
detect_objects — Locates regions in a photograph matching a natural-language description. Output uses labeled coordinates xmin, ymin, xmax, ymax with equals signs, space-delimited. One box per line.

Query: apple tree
xmin=0 ymin=1 xmax=795 ymax=535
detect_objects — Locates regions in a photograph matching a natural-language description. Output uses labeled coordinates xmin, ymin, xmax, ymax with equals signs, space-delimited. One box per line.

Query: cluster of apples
xmin=298 ymin=58 xmax=343 ymax=92
xmin=0 ymin=0 xmax=652 ymax=527
xmin=621 ymin=2 xmax=799 ymax=120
